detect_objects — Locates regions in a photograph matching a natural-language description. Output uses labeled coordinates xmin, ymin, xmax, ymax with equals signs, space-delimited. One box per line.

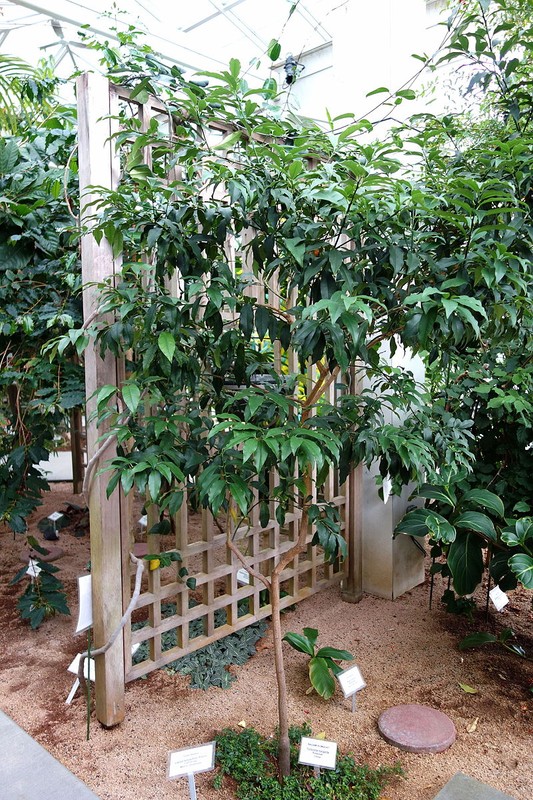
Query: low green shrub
xmin=214 ymin=724 xmax=403 ymax=799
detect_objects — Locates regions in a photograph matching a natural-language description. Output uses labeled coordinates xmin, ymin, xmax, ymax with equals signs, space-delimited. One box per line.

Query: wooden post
xmin=77 ymin=73 xmax=126 ymax=726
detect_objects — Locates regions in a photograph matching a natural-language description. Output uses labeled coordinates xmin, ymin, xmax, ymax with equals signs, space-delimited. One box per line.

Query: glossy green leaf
xmin=417 ymin=484 xmax=456 ymax=507
xmin=462 ymin=489 xmax=504 ymax=519
xmin=309 ymin=656 xmax=336 ymax=699
xmin=96 ymin=384 xmax=117 ymax=411
xmin=455 ymin=511 xmax=496 ymax=542
xmin=282 ymin=632 xmax=314 ymax=655
xmin=157 ymin=331 xmax=175 ymax=362
xmin=459 ymin=632 xmax=498 ymax=650
xmin=394 ymin=508 xmax=430 ymax=537
xmin=122 ymin=383 xmax=141 ymax=414
xmin=508 ymin=553 xmax=533 ymax=589
xmin=284 ymin=238 xmax=306 ymax=266
xmin=302 ymin=628 xmax=319 ymax=648
xmin=501 ymin=518 xmax=533 ymax=548
xmin=267 ymin=39 xmax=281 ymax=61
xmin=214 ymin=131 xmax=242 ymax=150
xmin=315 ymin=646 xmax=353 ymax=662
xmin=448 ymin=532 xmax=484 ymax=596
xmin=426 ymin=511 xmax=456 ymax=544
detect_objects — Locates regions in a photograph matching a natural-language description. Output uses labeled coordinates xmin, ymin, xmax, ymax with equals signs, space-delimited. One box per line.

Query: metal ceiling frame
xmin=7 ymin=0 xmax=229 ymax=71
xmin=3 ymin=0 xmax=339 ymax=76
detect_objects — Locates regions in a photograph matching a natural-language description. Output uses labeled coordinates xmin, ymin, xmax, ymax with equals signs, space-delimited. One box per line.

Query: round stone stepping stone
xmin=20 ymin=545 xmax=64 ymax=563
xmin=378 ymin=704 xmax=456 ymax=753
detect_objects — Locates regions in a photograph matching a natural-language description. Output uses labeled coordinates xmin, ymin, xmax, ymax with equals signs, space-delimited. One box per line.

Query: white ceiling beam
xmin=208 ymin=0 xmax=268 ymax=50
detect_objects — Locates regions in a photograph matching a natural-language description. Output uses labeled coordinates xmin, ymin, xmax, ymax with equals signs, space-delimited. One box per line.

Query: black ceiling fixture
xmin=284 ymin=54 xmax=305 ymax=85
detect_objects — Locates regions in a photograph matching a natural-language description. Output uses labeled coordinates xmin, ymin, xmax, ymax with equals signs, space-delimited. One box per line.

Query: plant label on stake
xmin=337 ymin=665 xmax=366 ymax=713
xmin=75 ymin=574 xmax=93 ymax=633
xmin=48 ymin=511 xmax=63 ymax=539
xmin=489 ymin=585 xmax=509 ymax=612
xmin=298 ymin=736 xmax=337 ymax=776
xmin=26 ymin=558 xmax=42 ymax=579
xmin=167 ymin=742 xmax=216 ymax=799
xmin=139 ymin=514 xmax=148 ymax=529
xmin=236 ymin=568 xmax=250 ymax=585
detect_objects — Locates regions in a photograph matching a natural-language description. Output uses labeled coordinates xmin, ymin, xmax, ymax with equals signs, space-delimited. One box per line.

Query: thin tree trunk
xmin=270 ymin=571 xmax=291 ymax=778
xmin=271 ymin=469 xmax=313 ymax=778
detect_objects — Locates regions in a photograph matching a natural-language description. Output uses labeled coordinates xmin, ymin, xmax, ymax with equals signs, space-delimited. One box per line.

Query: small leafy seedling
xmin=283 ymin=627 xmax=353 ymax=699
xmin=10 ymin=537 xmax=70 ymax=629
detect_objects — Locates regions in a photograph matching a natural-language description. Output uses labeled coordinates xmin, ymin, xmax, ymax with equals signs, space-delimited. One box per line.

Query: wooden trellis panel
xmin=78 ymin=74 xmax=362 ymax=724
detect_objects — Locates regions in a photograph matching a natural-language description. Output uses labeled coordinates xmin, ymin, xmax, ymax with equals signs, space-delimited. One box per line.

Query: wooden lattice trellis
xmin=78 ymin=73 xmax=362 ymax=727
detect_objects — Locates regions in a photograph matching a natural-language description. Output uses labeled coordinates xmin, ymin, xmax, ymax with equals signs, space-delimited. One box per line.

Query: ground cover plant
xmin=214 ymin=724 xmax=403 ymax=800
xmin=132 ymin=601 xmax=267 ymax=689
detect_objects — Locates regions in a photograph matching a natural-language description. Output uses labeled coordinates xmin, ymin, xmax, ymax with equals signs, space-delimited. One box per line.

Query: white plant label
xmin=139 ymin=514 xmax=148 ymax=527
xmin=48 ymin=511 xmax=63 ymax=522
xmin=26 ymin=559 xmax=42 ymax=578
xmin=236 ymin=568 xmax=250 ymax=585
xmin=337 ymin=664 xmax=366 ymax=698
xmin=68 ymin=653 xmax=95 ymax=682
xmin=75 ymin=574 xmax=93 ymax=633
xmin=167 ymin=742 xmax=216 ymax=780
xmin=489 ymin=585 xmax=509 ymax=612
xmin=298 ymin=737 xmax=337 ymax=771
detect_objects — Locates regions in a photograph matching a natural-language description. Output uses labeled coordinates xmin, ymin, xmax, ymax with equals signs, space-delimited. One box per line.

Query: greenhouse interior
xmin=0 ymin=1 xmax=531 ymax=799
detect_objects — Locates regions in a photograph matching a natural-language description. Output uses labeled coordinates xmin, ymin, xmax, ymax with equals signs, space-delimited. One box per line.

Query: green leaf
xmin=284 ymin=238 xmax=306 ymax=267
xmin=315 ymin=646 xmax=353 ymax=661
xmin=283 ymin=632 xmax=315 ymax=655
xmin=229 ymin=58 xmax=241 ymax=78
xmin=302 ymin=628 xmax=319 ymax=649
xmin=122 ymin=383 xmax=141 ymax=414
xmin=426 ymin=511 xmax=456 ymax=544
xmin=309 ymin=656 xmax=336 ymax=699
xmin=448 ymin=532 xmax=484 ymax=596
xmin=501 ymin=518 xmax=533 ymax=548
xmin=228 ymin=477 xmax=251 ymax=516
xmin=459 ymin=632 xmax=498 ymax=650
xmin=267 ymin=39 xmax=281 ymax=61
xmin=394 ymin=508 xmax=430 ymax=537
xmin=417 ymin=484 xmax=456 ymax=508
xmin=96 ymin=384 xmax=117 ymax=411
xmin=366 ymin=86 xmax=389 ymax=97
xmin=157 ymin=331 xmax=175 ymax=362
xmin=454 ymin=511 xmax=496 ymax=542
xmin=239 ymin=302 xmax=254 ymax=339
xmin=389 ymin=245 xmax=403 ymax=271
xmin=259 ymin=501 xmax=270 ymax=528
xmin=255 ymin=305 xmax=270 ymax=340
xmin=462 ymin=489 xmax=505 ymax=519
xmin=214 ymin=131 xmax=242 ymax=150
xmin=508 ymin=553 xmax=533 ymax=589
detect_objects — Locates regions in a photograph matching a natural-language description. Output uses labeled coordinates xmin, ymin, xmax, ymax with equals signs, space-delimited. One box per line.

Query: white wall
xmin=279 ymin=0 xmax=429 ymax=121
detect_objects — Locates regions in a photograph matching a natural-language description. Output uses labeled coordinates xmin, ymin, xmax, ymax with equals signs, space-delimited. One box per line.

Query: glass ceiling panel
xmin=0 ymin=0 xmax=341 ymax=77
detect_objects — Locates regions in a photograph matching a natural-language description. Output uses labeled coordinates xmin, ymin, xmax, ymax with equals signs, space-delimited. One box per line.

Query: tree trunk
xmin=270 ymin=468 xmax=313 ymax=779
xmin=270 ymin=571 xmax=291 ymax=778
